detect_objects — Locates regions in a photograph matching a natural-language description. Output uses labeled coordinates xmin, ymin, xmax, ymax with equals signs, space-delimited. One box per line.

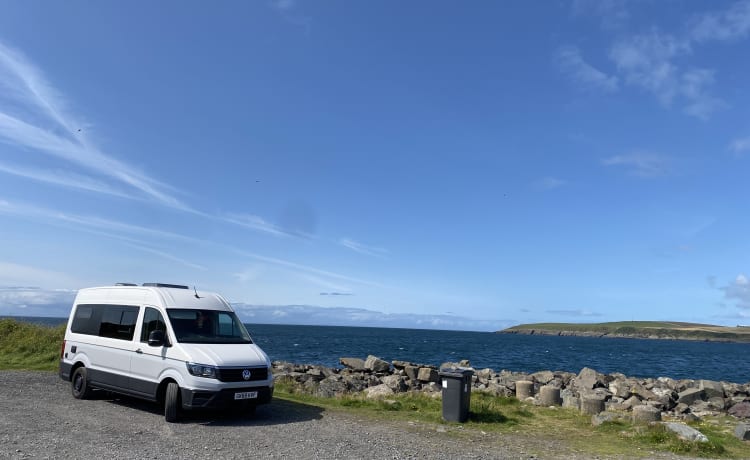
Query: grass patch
xmin=0 ymin=319 xmax=65 ymax=371
xmin=274 ymin=382 xmax=749 ymax=458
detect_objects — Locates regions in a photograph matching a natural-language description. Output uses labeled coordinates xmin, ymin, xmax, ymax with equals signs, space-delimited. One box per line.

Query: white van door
xmin=129 ymin=306 xmax=171 ymax=399
xmin=79 ymin=304 xmax=140 ymax=391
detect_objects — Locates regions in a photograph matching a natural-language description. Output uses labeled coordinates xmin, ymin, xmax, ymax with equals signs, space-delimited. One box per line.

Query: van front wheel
xmin=71 ymin=367 xmax=92 ymax=399
xmin=164 ymin=382 xmax=181 ymax=423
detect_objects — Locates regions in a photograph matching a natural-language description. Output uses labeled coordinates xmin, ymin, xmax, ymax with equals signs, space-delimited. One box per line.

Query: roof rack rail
xmin=115 ymin=282 xmax=138 ymax=286
xmin=142 ymin=283 xmax=189 ymax=289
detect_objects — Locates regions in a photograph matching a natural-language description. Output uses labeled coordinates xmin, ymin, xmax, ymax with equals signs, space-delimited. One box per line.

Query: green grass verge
xmin=0 ymin=319 xmax=65 ymax=371
xmin=275 ymin=382 xmax=750 ymax=458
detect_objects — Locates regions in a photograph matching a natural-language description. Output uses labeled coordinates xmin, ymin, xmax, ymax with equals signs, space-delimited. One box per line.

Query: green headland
xmin=498 ymin=321 xmax=750 ymax=342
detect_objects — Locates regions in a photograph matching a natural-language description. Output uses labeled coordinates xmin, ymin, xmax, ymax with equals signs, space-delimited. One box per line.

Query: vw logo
xmin=242 ymin=369 xmax=251 ymax=380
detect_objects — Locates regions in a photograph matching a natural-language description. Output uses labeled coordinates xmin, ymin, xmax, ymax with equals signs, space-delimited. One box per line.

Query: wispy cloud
xmin=571 ymin=0 xmax=630 ymax=30
xmin=545 ymin=309 xmax=603 ymax=317
xmin=0 ymin=41 xmax=193 ymax=212
xmin=223 ymin=213 xmax=289 ymax=237
xmin=532 ymin=177 xmax=567 ymax=190
xmin=339 ymin=238 xmax=388 ymax=258
xmin=270 ymin=0 xmax=295 ymax=11
xmin=690 ymin=0 xmax=750 ymax=43
xmin=320 ymin=292 xmax=353 ymax=296
xmin=557 ymin=45 xmax=619 ymax=93
xmin=0 ymin=161 xmax=133 ymax=199
xmin=607 ymin=30 xmax=724 ymax=118
xmin=730 ymin=137 xmax=750 ymax=156
xmin=602 ymin=152 xmax=672 ymax=177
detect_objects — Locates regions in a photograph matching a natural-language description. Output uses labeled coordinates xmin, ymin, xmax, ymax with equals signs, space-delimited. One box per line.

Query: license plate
xmin=234 ymin=391 xmax=258 ymax=400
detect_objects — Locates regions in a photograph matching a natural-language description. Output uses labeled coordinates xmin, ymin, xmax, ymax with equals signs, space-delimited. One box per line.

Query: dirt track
xmin=0 ymin=371 xmax=699 ymax=459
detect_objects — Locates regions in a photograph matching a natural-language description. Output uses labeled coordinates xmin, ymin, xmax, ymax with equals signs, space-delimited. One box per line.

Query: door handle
xmin=135 ymin=348 xmax=143 ymax=354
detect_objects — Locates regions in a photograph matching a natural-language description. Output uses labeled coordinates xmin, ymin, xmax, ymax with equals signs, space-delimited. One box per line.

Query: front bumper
xmin=181 ymin=385 xmax=273 ymax=409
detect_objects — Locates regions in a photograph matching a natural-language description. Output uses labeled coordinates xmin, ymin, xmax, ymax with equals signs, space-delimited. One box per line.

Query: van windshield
xmin=166 ymin=309 xmax=253 ymax=344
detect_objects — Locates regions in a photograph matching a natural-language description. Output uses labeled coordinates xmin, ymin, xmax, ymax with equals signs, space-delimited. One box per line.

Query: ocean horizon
xmin=5 ymin=316 xmax=749 ymax=383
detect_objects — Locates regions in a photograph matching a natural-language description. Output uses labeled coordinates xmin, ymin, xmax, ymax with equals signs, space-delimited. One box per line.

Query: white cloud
xmin=691 ymin=0 xmax=750 ymax=43
xmin=557 ymin=46 xmax=619 ymax=93
xmin=602 ymin=152 xmax=671 ymax=177
xmin=0 ymin=261 xmax=80 ymax=288
xmin=339 ymin=238 xmax=388 ymax=258
xmin=680 ymin=68 xmax=726 ymax=119
xmin=609 ymin=30 xmax=691 ymax=105
xmin=730 ymin=137 xmax=750 ymax=155
xmin=722 ymin=274 xmax=750 ymax=309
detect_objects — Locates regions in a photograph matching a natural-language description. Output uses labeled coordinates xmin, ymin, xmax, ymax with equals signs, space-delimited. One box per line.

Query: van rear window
xmin=71 ymin=304 xmax=140 ymax=340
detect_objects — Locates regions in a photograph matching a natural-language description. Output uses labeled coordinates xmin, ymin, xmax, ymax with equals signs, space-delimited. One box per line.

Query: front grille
xmin=216 ymin=366 xmax=269 ymax=382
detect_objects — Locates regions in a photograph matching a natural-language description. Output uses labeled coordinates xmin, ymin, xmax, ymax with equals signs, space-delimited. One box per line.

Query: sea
xmin=9 ymin=317 xmax=750 ymax=384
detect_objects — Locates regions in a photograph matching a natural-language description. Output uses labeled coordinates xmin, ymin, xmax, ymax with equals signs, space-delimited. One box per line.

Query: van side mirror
xmin=148 ymin=330 xmax=166 ymax=346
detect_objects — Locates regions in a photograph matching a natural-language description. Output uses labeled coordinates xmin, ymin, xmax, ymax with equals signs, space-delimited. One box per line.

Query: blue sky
xmin=1 ymin=1 xmax=750 ymax=331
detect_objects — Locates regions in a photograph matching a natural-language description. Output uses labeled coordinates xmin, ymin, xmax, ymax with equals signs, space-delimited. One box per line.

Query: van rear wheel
xmin=165 ymin=382 xmax=181 ymax=423
xmin=71 ymin=367 xmax=92 ymax=399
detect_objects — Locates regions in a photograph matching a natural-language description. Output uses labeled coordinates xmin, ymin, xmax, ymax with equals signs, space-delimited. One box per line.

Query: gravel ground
xmin=0 ymin=371 xmax=702 ymax=460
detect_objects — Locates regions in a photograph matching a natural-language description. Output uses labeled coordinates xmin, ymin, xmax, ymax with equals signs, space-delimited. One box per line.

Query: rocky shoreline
xmin=273 ymin=355 xmax=750 ymax=439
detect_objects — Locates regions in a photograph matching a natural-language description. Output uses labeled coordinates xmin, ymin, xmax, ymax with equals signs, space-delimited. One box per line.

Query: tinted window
xmin=70 ymin=304 xmax=140 ymax=341
xmin=140 ymin=307 xmax=167 ymax=342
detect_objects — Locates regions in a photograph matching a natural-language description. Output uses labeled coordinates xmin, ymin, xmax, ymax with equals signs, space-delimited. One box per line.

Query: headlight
xmin=186 ymin=362 xmax=217 ymax=379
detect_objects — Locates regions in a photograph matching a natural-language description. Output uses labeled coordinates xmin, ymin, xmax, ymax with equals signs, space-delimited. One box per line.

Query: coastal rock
xmin=677 ymin=388 xmax=704 ymax=405
xmin=561 ymin=388 xmax=580 ymax=409
xmin=382 ymin=375 xmax=408 ymax=393
xmin=340 ymin=357 xmax=366 ymax=371
xmin=531 ymin=370 xmax=555 ymax=385
xmin=580 ymin=395 xmax=605 ymax=415
xmin=575 ymin=367 xmax=609 ymax=390
xmin=632 ymin=405 xmax=661 ymax=423
xmin=728 ymin=401 xmax=750 ymax=418
xmin=364 ymin=383 xmax=394 ymax=399
xmin=316 ymin=376 xmax=349 ymax=398
xmin=404 ymin=365 xmax=420 ymax=382
xmin=735 ymin=423 xmax=750 ymax=440
xmin=417 ymin=367 xmax=439 ymax=383
xmin=700 ymin=380 xmax=725 ymax=399
xmin=664 ymin=422 xmax=708 ymax=443
xmin=391 ymin=360 xmax=415 ymax=369
xmin=364 ymin=355 xmax=391 ymax=373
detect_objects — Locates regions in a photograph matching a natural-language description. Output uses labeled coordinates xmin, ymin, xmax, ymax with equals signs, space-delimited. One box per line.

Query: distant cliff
xmin=498 ymin=321 xmax=750 ymax=343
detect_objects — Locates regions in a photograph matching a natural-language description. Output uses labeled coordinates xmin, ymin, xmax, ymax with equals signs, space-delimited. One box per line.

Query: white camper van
xmin=59 ymin=283 xmax=273 ymax=422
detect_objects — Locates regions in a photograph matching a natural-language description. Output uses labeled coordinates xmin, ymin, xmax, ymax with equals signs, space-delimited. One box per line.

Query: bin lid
xmin=438 ymin=367 xmax=474 ymax=377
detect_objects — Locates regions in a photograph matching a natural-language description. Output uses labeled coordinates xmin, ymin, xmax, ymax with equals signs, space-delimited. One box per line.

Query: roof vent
xmin=115 ymin=282 xmax=138 ymax=286
xmin=143 ymin=283 xmax=189 ymax=289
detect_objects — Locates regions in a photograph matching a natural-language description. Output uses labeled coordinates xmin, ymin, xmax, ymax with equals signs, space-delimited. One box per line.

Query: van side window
xmin=70 ymin=304 xmax=139 ymax=340
xmin=99 ymin=306 xmax=140 ymax=340
xmin=71 ymin=305 xmax=100 ymax=335
xmin=140 ymin=307 xmax=167 ymax=342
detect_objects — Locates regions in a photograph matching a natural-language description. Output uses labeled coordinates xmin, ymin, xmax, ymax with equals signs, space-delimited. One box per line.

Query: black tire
xmin=164 ymin=382 xmax=181 ymax=423
xmin=71 ymin=366 xmax=92 ymax=399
